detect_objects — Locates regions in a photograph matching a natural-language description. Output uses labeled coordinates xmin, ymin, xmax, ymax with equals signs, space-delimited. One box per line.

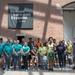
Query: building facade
xmin=0 ymin=0 xmax=75 ymax=42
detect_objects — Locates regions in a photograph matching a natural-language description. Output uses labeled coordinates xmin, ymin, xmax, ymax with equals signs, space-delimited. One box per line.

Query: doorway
xmin=62 ymin=2 xmax=75 ymax=43
xmin=16 ymin=34 xmax=25 ymax=43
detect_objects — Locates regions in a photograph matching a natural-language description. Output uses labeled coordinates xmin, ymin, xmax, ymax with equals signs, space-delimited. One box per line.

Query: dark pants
xmin=5 ymin=56 xmax=11 ymax=70
xmin=64 ymin=53 xmax=66 ymax=67
xmin=13 ymin=55 xmax=21 ymax=70
xmin=23 ymin=55 xmax=29 ymax=69
xmin=58 ymin=54 xmax=64 ymax=68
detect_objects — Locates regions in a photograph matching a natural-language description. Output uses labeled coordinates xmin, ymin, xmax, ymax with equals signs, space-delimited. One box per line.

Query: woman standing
xmin=22 ymin=42 xmax=30 ymax=71
xmin=4 ymin=41 xmax=12 ymax=72
xmin=38 ymin=43 xmax=47 ymax=69
xmin=57 ymin=41 xmax=65 ymax=70
xmin=67 ymin=40 xmax=73 ymax=66
xmin=47 ymin=37 xmax=55 ymax=71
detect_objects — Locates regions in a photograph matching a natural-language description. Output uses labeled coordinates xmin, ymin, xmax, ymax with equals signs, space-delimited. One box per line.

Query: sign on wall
xmin=8 ymin=3 xmax=33 ymax=29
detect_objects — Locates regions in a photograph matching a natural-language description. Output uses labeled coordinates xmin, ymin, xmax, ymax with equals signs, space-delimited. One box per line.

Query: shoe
xmin=48 ymin=68 xmax=51 ymax=71
xmin=72 ymin=66 xmax=75 ymax=69
xmin=51 ymin=68 xmax=54 ymax=71
xmin=59 ymin=68 xmax=61 ymax=70
xmin=28 ymin=67 xmax=30 ymax=70
xmin=24 ymin=68 xmax=26 ymax=71
xmin=25 ymin=69 xmax=28 ymax=72
xmin=61 ymin=68 xmax=64 ymax=70
xmin=37 ymin=68 xmax=40 ymax=71
xmin=33 ymin=69 xmax=35 ymax=70
xmin=4 ymin=70 xmax=7 ymax=73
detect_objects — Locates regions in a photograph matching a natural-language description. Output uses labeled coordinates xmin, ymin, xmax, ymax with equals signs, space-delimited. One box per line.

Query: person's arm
xmin=21 ymin=49 xmax=25 ymax=55
xmin=25 ymin=50 xmax=30 ymax=55
xmin=38 ymin=49 xmax=43 ymax=56
xmin=31 ymin=49 xmax=36 ymax=55
xmin=13 ymin=48 xmax=18 ymax=56
xmin=17 ymin=48 xmax=22 ymax=54
xmin=4 ymin=52 xmax=9 ymax=57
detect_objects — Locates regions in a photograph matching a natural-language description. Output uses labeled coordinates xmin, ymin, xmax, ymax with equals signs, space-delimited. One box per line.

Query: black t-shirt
xmin=56 ymin=45 xmax=65 ymax=55
xmin=28 ymin=41 xmax=34 ymax=50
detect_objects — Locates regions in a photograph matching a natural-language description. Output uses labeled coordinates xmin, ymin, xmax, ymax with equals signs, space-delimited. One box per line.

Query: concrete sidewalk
xmin=1 ymin=67 xmax=75 ymax=75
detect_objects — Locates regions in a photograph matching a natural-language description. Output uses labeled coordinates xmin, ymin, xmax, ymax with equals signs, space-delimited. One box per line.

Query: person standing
xmin=5 ymin=37 xmax=13 ymax=46
xmin=13 ymin=40 xmax=22 ymax=70
xmin=3 ymin=41 xmax=12 ymax=72
xmin=57 ymin=41 xmax=65 ymax=70
xmin=22 ymin=42 xmax=30 ymax=71
xmin=38 ymin=43 xmax=47 ymax=69
xmin=47 ymin=37 xmax=55 ymax=71
xmin=67 ymin=40 xmax=73 ymax=67
xmin=28 ymin=38 xmax=34 ymax=68
xmin=62 ymin=40 xmax=67 ymax=67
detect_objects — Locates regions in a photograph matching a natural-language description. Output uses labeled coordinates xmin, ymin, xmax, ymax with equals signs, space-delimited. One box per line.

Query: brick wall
xmin=0 ymin=0 xmax=74 ymax=42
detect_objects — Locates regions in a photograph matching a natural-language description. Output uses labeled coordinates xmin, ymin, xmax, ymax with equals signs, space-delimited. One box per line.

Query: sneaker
xmin=33 ymin=69 xmax=35 ymax=70
xmin=24 ymin=68 xmax=26 ymax=71
xmin=28 ymin=67 xmax=30 ymax=70
xmin=37 ymin=68 xmax=40 ymax=71
xmin=25 ymin=69 xmax=28 ymax=72
xmin=59 ymin=68 xmax=61 ymax=70
xmin=51 ymin=68 xmax=54 ymax=71
xmin=72 ymin=66 xmax=75 ymax=69
xmin=8 ymin=69 xmax=10 ymax=71
xmin=61 ymin=68 xmax=64 ymax=70
xmin=4 ymin=70 xmax=7 ymax=73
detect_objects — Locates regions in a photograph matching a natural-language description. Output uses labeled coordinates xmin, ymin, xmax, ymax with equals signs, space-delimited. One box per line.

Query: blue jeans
xmin=58 ymin=54 xmax=64 ymax=68
xmin=43 ymin=60 xmax=48 ymax=69
xmin=5 ymin=56 xmax=11 ymax=71
xmin=40 ymin=56 xmax=43 ymax=68
xmin=13 ymin=55 xmax=21 ymax=70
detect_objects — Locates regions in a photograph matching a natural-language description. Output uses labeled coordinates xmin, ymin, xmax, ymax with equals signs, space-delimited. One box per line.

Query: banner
xmin=8 ymin=3 xmax=33 ymax=29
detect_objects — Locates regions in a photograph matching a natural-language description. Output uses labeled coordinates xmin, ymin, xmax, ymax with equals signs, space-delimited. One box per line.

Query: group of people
xmin=0 ymin=37 xmax=75 ymax=72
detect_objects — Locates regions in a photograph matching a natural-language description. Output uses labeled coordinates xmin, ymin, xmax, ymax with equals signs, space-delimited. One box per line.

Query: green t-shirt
xmin=13 ymin=44 xmax=22 ymax=56
xmin=22 ymin=46 xmax=30 ymax=56
xmin=0 ymin=43 xmax=3 ymax=56
xmin=38 ymin=46 xmax=47 ymax=55
xmin=4 ymin=45 xmax=12 ymax=57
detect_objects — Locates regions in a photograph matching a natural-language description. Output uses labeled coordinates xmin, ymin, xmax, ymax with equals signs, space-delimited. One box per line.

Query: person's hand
xmin=16 ymin=53 xmax=18 ymax=56
xmin=7 ymin=55 xmax=9 ymax=58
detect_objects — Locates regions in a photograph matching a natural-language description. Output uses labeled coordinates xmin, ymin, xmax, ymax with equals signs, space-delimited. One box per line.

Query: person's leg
xmin=72 ymin=56 xmax=75 ymax=69
xmin=25 ymin=56 xmax=29 ymax=70
xmin=13 ymin=56 xmax=17 ymax=70
xmin=8 ymin=57 xmax=11 ymax=70
xmin=5 ymin=57 xmax=9 ymax=71
xmin=17 ymin=56 xmax=21 ymax=70
xmin=0 ymin=57 xmax=4 ymax=68
xmin=31 ymin=56 xmax=35 ymax=70
xmin=58 ymin=55 xmax=62 ymax=68
xmin=61 ymin=54 xmax=64 ymax=68
xmin=35 ymin=56 xmax=38 ymax=68
xmin=28 ymin=55 xmax=31 ymax=68
xmin=40 ymin=56 xmax=43 ymax=69
xmin=23 ymin=56 xmax=25 ymax=68
xmin=64 ymin=53 xmax=66 ymax=67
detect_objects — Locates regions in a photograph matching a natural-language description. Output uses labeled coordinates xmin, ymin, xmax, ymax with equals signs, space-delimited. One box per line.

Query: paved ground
xmin=0 ymin=67 xmax=75 ymax=75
